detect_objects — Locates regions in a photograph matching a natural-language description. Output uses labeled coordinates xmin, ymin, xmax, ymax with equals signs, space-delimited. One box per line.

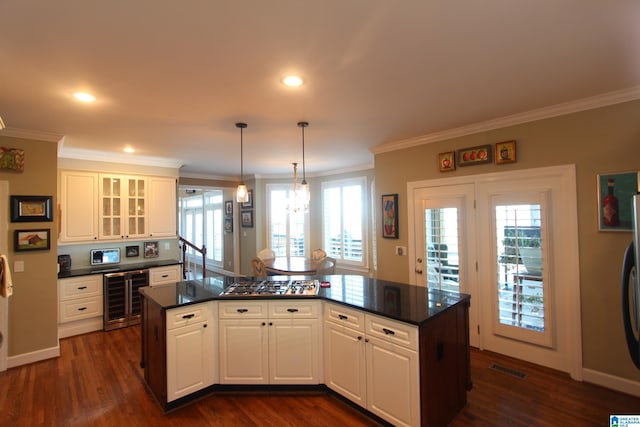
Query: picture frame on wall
xmin=241 ymin=190 xmax=253 ymax=209
xmin=438 ymin=151 xmax=456 ymax=172
xmin=597 ymin=171 xmax=639 ymax=232
xmin=126 ymin=245 xmax=140 ymax=257
xmin=241 ymin=210 xmax=254 ymax=228
xmin=495 ymin=140 xmax=517 ymax=164
xmin=14 ymin=228 xmax=51 ymax=252
xmin=225 ymin=200 xmax=233 ymax=217
xmin=224 ymin=217 xmax=233 ymax=233
xmin=382 ymin=194 xmax=399 ymax=239
xmin=10 ymin=195 xmax=53 ymax=222
xmin=457 ymin=144 xmax=492 ymax=167
xmin=144 ymin=241 xmax=159 ymax=258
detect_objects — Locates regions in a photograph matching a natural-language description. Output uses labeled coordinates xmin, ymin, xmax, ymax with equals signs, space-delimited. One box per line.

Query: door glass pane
xmin=495 ymin=204 xmax=545 ymax=332
xmin=424 ymin=207 xmax=460 ymax=292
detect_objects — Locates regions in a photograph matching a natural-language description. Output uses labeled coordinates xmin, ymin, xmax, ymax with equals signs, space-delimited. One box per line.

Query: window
xmin=179 ymin=189 xmax=223 ymax=267
xmin=425 ymin=207 xmax=460 ymax=293
xmin=266 ymin=184 xmax=308 ymax=256
xmin=321 ymin=177 xmax=367 ymax=266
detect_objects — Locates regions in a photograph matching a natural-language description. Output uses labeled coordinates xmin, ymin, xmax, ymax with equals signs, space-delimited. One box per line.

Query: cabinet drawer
xmin=365 ymin=313 xmax=418 ymax=350
xmin=59 ymin=275 xmax=103 ymax=301
xmin=167 ymin=302 xmax=212 ymax=330
xmin=59 ymin=296 xmax=103 ymax=323
xmin=149 ymin=265 xmax=180 ymax=286
xmin=323 ymin=302 xmax=365 ymax=331
xmin=219 ymin=301 xmax=268 ymax=319
xmin=269 ymin=300 xmax=319 ymax=318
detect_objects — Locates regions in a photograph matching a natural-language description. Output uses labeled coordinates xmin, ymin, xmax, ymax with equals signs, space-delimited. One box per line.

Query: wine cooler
xmin=104 ymin=269 xmax=149 ymax=331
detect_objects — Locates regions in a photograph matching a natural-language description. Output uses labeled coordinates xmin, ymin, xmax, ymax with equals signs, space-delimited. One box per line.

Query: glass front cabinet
xmin=99 ymin=174 xmax=147 ymax=240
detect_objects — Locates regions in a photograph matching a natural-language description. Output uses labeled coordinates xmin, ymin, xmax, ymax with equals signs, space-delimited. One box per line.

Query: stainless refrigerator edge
xmin=622 ymin=193 xmax=640 ymax=369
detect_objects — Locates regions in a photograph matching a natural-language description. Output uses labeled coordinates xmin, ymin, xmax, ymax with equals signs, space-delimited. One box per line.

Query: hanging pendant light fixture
xmin=236 ymin=122 xmax=249 ymax=203
xmin=298 ymin=121 xmax=310 ymax=208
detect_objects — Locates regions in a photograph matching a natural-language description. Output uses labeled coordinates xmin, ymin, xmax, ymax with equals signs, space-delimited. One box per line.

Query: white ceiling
xmin=1 ymin=0 xmax=639 ymax=178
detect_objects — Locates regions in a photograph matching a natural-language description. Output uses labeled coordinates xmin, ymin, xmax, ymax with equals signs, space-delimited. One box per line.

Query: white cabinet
xmin=148 ymin=176 xmax=177 ymax=238
xmin=149 ymin=265 xmax=181 ymax=287
xmin=219 ymin=300 xmax=320 ymax=385
xmin=58 ymin=275 xmax=103 ymax=338
xmin=99 ymin=174 xmax=147 ymax=240
xmin=324 ymin=302 xmax=420 ymax=427
xmin=166 ymin=301 xmax=217 ymax=402
xmin=59 ymin=171 xmax=99 ymax=242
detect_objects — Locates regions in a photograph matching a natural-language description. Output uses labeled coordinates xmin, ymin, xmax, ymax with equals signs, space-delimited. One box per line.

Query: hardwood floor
xmin=1 ymin=326 xmax=638 ymax=426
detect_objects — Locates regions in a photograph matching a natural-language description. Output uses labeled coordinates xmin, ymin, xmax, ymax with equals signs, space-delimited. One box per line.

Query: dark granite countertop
xmin=139 ymin=274 xmax=470 ymax=327
xmin=58 ymin=259 xmax=182 ymax=279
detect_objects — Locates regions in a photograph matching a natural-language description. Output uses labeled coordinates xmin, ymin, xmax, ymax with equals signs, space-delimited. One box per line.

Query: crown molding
xmin=370 ymin=85 xmax=640 ymax=155
xmin=0 ymin=127 xmax=63 ymax=142
xmin=59 ymin=146 xmax=184 ymax=169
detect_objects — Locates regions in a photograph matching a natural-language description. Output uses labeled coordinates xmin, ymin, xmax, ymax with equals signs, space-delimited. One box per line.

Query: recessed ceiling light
xmin=282 ymin=76 xmax=303 ymax=87
xmin=73 ymin=92 xmax=96 ymax=103
xmin=123 ymin=146 xmax=135 ymax=153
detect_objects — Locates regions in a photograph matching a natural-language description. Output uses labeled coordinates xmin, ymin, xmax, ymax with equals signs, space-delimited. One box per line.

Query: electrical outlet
xmin=164 ymin=242 xmax=170 ymax=250
xmin=395 ymin=246 xmax=406 ymax=256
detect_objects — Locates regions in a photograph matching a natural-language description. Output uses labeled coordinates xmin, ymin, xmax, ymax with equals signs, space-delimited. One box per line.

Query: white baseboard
xmin=582 ymin=368 xmax=640 ymax=397
xmin=58 ymin=317 xmax=103 ymax=339
xmin=7 ymin=344 xmax=60 ymax=369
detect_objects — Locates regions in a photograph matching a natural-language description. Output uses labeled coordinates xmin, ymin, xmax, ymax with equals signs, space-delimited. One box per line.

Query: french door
xmin=408 ymin=166 xmax=582 ymax=378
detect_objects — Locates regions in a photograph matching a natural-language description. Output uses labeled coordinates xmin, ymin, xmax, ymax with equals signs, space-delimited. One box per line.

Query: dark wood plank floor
xmin=1 ymin=326 xmax=638 ymax=426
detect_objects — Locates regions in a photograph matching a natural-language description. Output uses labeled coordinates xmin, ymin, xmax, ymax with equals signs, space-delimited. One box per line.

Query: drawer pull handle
xmin=161 ymin=274 xmax=169 ymax=278
xmin=287 ymin=308 xmax=299 ymax=313
xmin=237 ymin=308 xmax=249 ymax=313
xmin=382 ymin=328 xmax=395 ymax=335
xmin=78 ymin=307 xmax=87 ymax=311
xmin=338 ymin=314 xmax=348 ymax=320
xmin=77 ymin=286 xmax=87 ymax=290
xmin=182 ymin=314 xmax=195 ymax=319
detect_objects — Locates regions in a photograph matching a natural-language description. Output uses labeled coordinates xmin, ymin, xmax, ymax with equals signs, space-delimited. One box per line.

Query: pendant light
xmin=298 ymin=121 xmax=310 ymax=207
xmin=236 ymin=122 xmax=249 ymax=203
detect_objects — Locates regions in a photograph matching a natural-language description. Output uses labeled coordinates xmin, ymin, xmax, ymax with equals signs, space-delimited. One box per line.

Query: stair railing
xmin=178 ymin=236 xmax=207 ymax=280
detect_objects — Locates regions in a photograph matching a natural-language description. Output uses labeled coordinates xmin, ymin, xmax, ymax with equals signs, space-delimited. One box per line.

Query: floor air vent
xmin=490 ymin=363 xmax=527 ymax=379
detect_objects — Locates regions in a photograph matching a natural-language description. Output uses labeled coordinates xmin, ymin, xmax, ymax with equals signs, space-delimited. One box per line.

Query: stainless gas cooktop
xmin=219 ymin=279 xmax=318 ymax=297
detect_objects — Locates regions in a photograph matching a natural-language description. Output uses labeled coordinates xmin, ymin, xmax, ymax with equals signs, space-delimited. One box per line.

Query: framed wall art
xmin=597 ymin=171 xmax=639 ymax=232
xmin=438 ymin=151 xmax=455 ymax=172
xmin=144 ymin=241 xmax=159 ymax=258
xmin=382 ymin=194 xmax=398 ymax=239
xmin=225 ymin=200 xmax=233 ymax=216
xmin=495 ymin=140 xmax=517 ymax=164
xmin=14 ymin=228 xmax=51 ymax=252
xmin=0 ymin=147 xmax=25 ymax=172
xmin=224 ymin=217 xmax=233 ymax=233
xmin=10 ymin=195 xmax=53 ymax=222
xmin=241 ymin=189 xmax=253 ymax=209
xmin=457 ymin=144 xmax=492 ymax=167
xmin=126 ymin=245 xmax=140 ymax=257
xmin=241 ymin=210 xmax=254 ymax=228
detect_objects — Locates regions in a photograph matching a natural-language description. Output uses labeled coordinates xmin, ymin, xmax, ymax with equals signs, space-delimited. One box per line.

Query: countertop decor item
xmin=144 ymin=241 xmax=159 ymax=258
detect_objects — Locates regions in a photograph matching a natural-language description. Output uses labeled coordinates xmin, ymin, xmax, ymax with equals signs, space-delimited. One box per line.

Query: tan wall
xmin=374 ymin=99 xmax=640 ymax=381
xmin=0 ymin=135 xmax=58 ymax=357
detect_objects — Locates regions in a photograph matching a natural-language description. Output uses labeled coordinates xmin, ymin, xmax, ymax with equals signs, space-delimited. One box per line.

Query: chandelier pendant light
xmin=297 ymin=121 xmax=310 ymax=208
xmin=236 ymin=122 xmax=249 ymax=203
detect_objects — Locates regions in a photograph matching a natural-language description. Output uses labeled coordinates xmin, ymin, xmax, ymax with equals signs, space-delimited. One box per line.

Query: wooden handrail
xmin=178 ymin=236 xmax=207 ymax=280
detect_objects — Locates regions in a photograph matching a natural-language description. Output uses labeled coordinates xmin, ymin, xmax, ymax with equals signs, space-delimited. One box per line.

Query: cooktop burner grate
xmin=220 ymin=279 xmax=318 ymax=296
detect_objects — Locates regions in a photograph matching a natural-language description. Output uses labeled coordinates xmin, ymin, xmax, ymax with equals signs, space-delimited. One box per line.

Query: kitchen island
xmin=140 ymin=275 xmax=471 ymax=427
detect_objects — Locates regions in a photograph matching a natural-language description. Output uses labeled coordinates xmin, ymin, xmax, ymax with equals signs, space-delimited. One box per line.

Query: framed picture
xmin=225 ymin=200 xmax=233 ymax=216
xmin=382 ymin=194 xmax=398 ymax=239
xmin=10 ymin=195 xmax=53 ymax=222
xmin=495 ymin=140 xmax=517 ymax=164
xmin=0 ymin=147 xmax=25 ymax=172
xmin=438 ymin=151 xmax=456 ymax=172
xmin=224 ymin=217 xmax=233 ymax=233
xmin=14 ymin=228 xmax=51 ymax=252
xmin=241 ymin=210 xmax=253 ymax=228
xmin=241 ymin=189 xmax=253 ymax=209
xmin=597 ymin=171 xmax=639 ymax=232
xmin=457 ymin=144 xmax=492 ymax=167
xmin=144 ymin=241 xmax=159 ymax=258
xmin=126 ymin=245 xmax=140 ymax=257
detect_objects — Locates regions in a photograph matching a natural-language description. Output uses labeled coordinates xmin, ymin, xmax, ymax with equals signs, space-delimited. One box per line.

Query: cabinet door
xmin=365 ymin=336 xmax=419 ymax=427
xmin=219 ymin=319 xmax=269 ymax=384
xmin=148 ymin=176 xmax=176 ymax=237
xmin=323 ymin=321 xmax=366 ymax=406
xmin=99 ymin=174 xmax=123 ymax=239
xmin=269 ymin=318 xmax=320 ymax=384
xmin=166 ymin=320 xmax=214 ymax=402
xmin=124 ymin=176 xmax=147 ymax=238
xmin=60 ymin=171 xmax=99 ymax=242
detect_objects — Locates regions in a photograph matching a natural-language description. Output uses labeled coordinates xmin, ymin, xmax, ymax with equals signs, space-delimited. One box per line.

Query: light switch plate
xmin=14 ymin=260 xmax=24 ymax=272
